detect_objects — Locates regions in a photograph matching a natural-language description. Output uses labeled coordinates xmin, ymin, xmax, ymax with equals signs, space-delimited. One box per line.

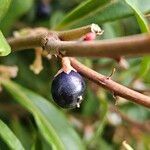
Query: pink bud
xmin=83 ymin=32 xmax=96 ymax=41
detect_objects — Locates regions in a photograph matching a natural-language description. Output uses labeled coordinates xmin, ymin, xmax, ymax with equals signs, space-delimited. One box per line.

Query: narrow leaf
xmin=0 ymin=119 xmax=25 ymax=150
xmin=124 ymin=0 xmax=150 ymax=78
xmin=0 ymin=31 xmax=11 ymax=56
xmin=125 ymin=0 xmax=149 ymax=33
xmin=56 ymin=0 xmax=112 ymax=29
xmin=59 ymin=0 xmax=150 ymax=29
xmin=93 ymin=90 xmax=108 ymax=139
xmin=10 ymin=119 xmax=33 ymax=150
xmin=2 ymin=80 xmax=85 ymax=150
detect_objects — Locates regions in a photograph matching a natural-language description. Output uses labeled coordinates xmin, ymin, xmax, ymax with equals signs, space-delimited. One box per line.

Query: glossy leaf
xmin=0 ymin=30 xmax=11 ymax=56
xmin=2 ymin=80 xmax=85 ymax=150
xmin=56 ymin=0 xmax=111 ymax=29
xmin=0 ymin=0 xmax=11 ymax=21
xmin=0 ymin=119 xmax=25 ymax=150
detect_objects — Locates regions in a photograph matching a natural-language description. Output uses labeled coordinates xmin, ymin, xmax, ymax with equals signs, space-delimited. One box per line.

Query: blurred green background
xmin=0 ymin=0 xmax=150 ymax=149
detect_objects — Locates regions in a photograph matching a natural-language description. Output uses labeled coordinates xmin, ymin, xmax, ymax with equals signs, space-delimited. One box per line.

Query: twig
xmin=8 ymin=32 xmax=150 ymax=57
xmin=30 ymin=47 xmax=43 ymax=74
xmin=70 ymin=58 xmax=150 ymax=108
xmin=50 ymin=34 xmax=150 ymax=57
xmin=7 ymin=33 xmax=45 ymax=51
xmin=58 ymin=23 xmax=102 ymax=41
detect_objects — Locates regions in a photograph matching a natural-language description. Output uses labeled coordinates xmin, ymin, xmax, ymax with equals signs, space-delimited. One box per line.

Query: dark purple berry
xmin=51 ymin=71 xmax=85 ymax=109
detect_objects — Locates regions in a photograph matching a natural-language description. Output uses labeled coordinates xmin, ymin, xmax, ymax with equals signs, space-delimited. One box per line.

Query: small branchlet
xmin=30 ymin=47 xmax=43 ymax=74
xmin=58 ymin=23 xmax=103 ymax=41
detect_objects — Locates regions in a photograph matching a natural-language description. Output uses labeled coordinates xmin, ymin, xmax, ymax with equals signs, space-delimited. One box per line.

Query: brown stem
xmin=7 ymin=30 xmax=150 ymax=108
xmin=7 ymin=34 xmax=44 ymax=51
xmin=53 ymin=34 xmax=150 ymax=57
xmin=8 ymin=33 xmax=150 ymax=57
xmin=70 ymin=58 xmax=150 ymax=108
xmin=58 ymin=23 xmax=102 ymax=41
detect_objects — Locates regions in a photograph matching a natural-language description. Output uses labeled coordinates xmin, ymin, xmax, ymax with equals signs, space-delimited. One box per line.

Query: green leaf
xmin=0 ymin=0 xmax=33 ymax=35
xmin=88 ymin=89 xmax=108 ymax=147
xmin=0 ymin=0 xmax=11 ymax=21
xmin=56 ymin=0 xmax=112 ymax=29
xmin=61 ymin=0 xmax=150 ymax=29
xmin=0 ymin=119 xmax=25 ymax=150
xmin=2 ymin=80 xmax=85 ymax=150
xmin=95 ymin=0 xmax=150 ymax=26
xmin=95 ymin=91 xmax=108 ymax=137
xmin=50 ymin=11 xmax=65 ymax=29
xmin=124 ymin=0 xmax=150 ymax=78
xmin=124 ymin=0 xmax=149 ymax=33
xmin=139 ymin=56 xmax=150 ymax=78
xmin=102 ymin=21 xmax=124 ymax=39
xmin=98 ymin=138 xmax=113 ymax=150
xmin=31 ymin=134 xmax=43 ymax=150
xmin=10 ymin=119 xmax=33 ymax=150
xmin=0 ymin=31 xmax=11 ymax=56
xmin=82 ymin=85 xmax=99 ymax=116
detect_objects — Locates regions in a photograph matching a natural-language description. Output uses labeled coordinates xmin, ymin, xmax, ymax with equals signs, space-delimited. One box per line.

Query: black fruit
xmin=51 ymin=71 xmax=85 ymax=109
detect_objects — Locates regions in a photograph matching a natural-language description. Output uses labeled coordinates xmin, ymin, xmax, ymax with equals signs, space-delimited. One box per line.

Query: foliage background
xmin=0 ymin=0 xmax=150 ymax=149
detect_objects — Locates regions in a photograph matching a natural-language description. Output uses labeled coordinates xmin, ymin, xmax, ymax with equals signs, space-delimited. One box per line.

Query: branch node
xmin=98 ymin=79 xmax=106 ymax=85
xmin=61 ymin=57 xmax=76 ymax=74
xmin=41 ymin=32 xmax=60 ymax=55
